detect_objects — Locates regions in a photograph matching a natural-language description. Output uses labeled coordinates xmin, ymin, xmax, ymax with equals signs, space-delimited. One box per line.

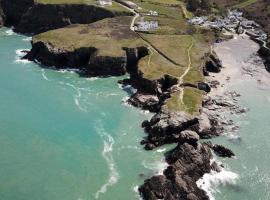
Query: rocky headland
xmin=1 ymin=0 xmax=268 ymax=199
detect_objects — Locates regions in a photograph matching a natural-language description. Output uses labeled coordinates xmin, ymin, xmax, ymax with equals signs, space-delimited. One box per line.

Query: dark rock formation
xmin=207 ymin=143 xmax=235 ymax=158
xmin=197 ymin=82 xmax=211 ymax=93
xmin=139 ymin=142 xmax=217 ymax=200
xmin=0 ymin=0 xmax=34 ymax=27
xmin=204 ymin=53 xmax=223 ymax=74
xmin=0 ymin=15 xmax=3 ymax=27
xmin=141 ymin=111 xmax=199 ymax=150
xmin=1 ymin=0 xmax=132 ymax=34
xmin=179 ymin=130 xmax=199 ymax=145
xmin=128 ymin=93 xmax=161 ymax=112
xmin=258 ymin=45 xmax=270 ymax=72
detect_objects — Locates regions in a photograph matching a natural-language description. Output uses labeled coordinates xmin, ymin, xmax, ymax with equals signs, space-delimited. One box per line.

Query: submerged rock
xmin=212 ymin=144 xmax=235 ymax=158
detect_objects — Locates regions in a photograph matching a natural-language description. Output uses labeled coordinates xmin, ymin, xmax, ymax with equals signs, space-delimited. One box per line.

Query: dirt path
xmin=177 ymin=37 xmax=194 ymax=105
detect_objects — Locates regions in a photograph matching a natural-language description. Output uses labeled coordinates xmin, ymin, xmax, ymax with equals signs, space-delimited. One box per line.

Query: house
xmin=97 ymin=0 xmax=112 ymax=6
xmin=148 ymin=10 xmax=158 ymax=16
xmin=134 ymin=18 xmax=159 ymax=32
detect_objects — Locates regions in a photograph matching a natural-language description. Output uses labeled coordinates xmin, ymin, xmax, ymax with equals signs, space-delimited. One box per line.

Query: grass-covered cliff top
xmin=32 ymin=0 xmax=216 ymax=114
xmin=33 ymin=17 xmax=144 ymax=57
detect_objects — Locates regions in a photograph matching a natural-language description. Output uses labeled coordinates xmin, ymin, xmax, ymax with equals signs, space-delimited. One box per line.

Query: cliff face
xmin=1 ymin=0 xmax=34 ymax=26
xmin=0 ymin=0 xmax=132 ymax=34
xmin=0 ymin=1 xmax=4 ymax=27
xmin=25 ymin=40 xmax=149 ymax=77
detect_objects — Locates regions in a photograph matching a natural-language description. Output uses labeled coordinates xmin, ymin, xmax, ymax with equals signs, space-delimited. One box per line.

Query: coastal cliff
xmin=0 ymin=0 xmax=132 ymax=34
xmin=9 ymin=0 xmax=239 ymax=199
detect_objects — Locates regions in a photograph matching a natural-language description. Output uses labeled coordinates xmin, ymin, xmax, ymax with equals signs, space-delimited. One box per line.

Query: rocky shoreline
xmin=0 ymin=2 xmax=267 ymax=200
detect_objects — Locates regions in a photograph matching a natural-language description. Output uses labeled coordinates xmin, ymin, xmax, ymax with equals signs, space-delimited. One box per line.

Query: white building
xmin=97 ymin=0 xmax=112 ymax=6
xmin=147 ymin=10 xmax=158 ymax=16
xmin=135 ymin=18 xmax=159 ymax=32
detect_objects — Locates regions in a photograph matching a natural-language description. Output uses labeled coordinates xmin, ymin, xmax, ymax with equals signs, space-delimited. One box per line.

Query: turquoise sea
xmin=0 ymin=28 xmax=167 ymax=200
xmin=1 ymin=28 xmax=270 ymax=200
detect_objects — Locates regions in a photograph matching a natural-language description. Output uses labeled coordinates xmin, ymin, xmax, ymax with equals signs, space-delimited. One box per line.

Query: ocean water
xmin=211 ymin=80 xmax=270 ymax=200
xmin=0 ymin=28 xmax=168 ymax=200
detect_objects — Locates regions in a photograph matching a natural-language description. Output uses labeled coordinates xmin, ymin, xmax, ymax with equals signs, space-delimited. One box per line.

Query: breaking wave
xmin=95 ymin=123 xmax=119 ymax=199
xmin=142 ymin=159 xmax=169 ymax=175
xmin=196 ymin=169 xmax=239 ymax=200
xmin=14 ymin=49 xmax=31 ymax=64
xmin=5 ymin=28 xmax=14 ymax=36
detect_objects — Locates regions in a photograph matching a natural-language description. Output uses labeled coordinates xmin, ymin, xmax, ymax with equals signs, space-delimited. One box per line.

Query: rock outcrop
xmin=139 ymin=142 xmax=217 ymax=200
xmin=258 ymin=45 xmax=270 ymax=72
xmin=205 ymin=142 xmax=235 ymax=158
xmin=141 ymin=111 xmax=199 ymax=150
xmin=128 ymin=93 xmax=161 ymax=112
xmin=203 ymin=53 xmax=223 ymax=75
xmin=0 ymin=0 xmax=132 ymax=34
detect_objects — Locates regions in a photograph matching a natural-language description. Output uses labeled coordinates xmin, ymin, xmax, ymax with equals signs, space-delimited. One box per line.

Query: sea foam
xmin=95 ymin=123 xmax=119 ymax=199
xmin=14 ymin=49 xmax=31 ymax=64
xmin=142 ymin=159 xmax=169 ymax=175
xmin=196 ymin=169 xmax=239 ymax=200
xmin=5 ymin=28 xmax=14 ymax=36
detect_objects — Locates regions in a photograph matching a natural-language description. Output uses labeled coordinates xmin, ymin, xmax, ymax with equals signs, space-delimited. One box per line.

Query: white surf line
xmin=177 ymin=37 xmax=194 ymax=106
xmin=94 ymin=123 xmax=119 ymax=199
xmin=58 ymin=81 xmax=87 ymax=112
xmin=14 ymin=49 xmax=31 ymax=64
xmin=41 ymin=68 xmax=49 ymax=81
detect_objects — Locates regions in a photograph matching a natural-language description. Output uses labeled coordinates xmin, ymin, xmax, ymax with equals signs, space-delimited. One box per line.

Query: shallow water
xmin=0 ymin=28 xmax=167 ymax=200
xmin=207 ymin=35 xmax=270 ymax=199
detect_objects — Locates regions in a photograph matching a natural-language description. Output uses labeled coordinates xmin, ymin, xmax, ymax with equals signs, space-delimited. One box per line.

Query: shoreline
xmin=1 ymin=2 xmax=270 ymax=200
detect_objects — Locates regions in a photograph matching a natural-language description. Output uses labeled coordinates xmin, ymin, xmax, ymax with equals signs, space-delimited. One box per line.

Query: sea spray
xmin=15 ymin=49 xmax=31 ymax=64
xmin=142 ymin=159 xmax=169 ymax=175
xmin=196 ymin=169 xmax=239 ymax=200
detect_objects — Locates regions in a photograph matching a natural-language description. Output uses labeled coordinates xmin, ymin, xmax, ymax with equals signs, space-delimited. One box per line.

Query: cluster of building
xmin=134 ymin=17 xmax=159 ymax=32
xmin=188 ymin=10 xmax=267 ymax=41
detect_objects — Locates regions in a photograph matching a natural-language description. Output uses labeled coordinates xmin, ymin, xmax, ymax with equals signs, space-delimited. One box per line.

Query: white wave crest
xmin=22 ymin=37 xmax=32 ymax=42
xmin=142 ymin=159 xmax=169 ymax=175
xmin=5 ymin=29 xmax=14 ymax=36
xmin=95 ymin=124 xmax=119 ymax=199
xmin=41 ymin=69 xmax=49 ymax=81
xmin=86 ymin=77 xmax=99 ymax=81
xmin=61 ymin=82 xmax=87 ymax=112
xmin=14 ymin=49 xmax=31 ymax=64
xmin=196 ymin=169 xmax=239 ymax=200
xmin=156 ymin=148 xmax=166 ymax=153
xmin=57 ymin=68 xmax=80 ymax=74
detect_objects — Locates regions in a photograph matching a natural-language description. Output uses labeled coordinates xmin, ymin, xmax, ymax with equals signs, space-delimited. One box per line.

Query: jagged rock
xmin=128 ymin=93 xmax=160 ymax=112
xmin=205 ymin=142 xmax=235 ymax=158
xmin=179 ymin=130 xmax=200 ymax=145
xmin=139 ymin=142 xmax=217 ymax=200
xmin=212 ymin=144 xmax=235 ymax=158
xmin=197 ymin=82 xmax=211 ymax=93
xmin=142 ymin=111 xmax=199 ymax=149
xmin=204 ymin=53 xmax=223 ymax=74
